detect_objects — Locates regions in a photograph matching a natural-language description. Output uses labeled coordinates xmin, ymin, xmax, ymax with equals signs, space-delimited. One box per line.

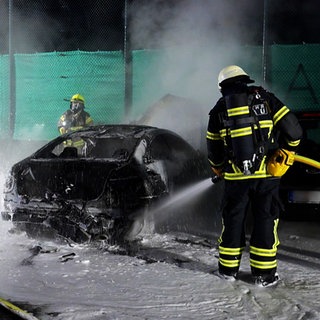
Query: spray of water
xmin=153 ymin=178 xmax=213 ymax=216
xmin=129 ymin=177 xmax=216 ymax=239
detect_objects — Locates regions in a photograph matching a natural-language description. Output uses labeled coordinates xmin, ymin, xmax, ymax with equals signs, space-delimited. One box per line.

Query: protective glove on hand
xmin=267 ymin=148 xmax=295 ymax=177
xmin=212 ymin=167 xmax=223 ymax=177
xmin=211 ymin=167 xmax=223 ymax=183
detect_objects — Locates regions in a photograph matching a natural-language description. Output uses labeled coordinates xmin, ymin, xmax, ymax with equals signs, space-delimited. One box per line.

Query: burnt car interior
xmin=59 ymin=146 xmax=78 ymax=158
xmin=88 ymin=138 xmax=133 ymax=160
xmin=48 ymin=136 xmax=135 ymax=160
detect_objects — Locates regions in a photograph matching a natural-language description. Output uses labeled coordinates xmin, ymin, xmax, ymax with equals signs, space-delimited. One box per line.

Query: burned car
xmin=1 ymin=125 xmax=211 ymax=243
xmin=280 ymin=111 xmax=320 ymax=220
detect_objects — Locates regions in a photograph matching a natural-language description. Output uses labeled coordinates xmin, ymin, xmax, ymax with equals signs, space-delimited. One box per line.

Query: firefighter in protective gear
xmin=207 ymin=65 xmax=303 ymax=286
xmin=57 ymin=94 xmax=94 ymax=152
xmin=57 ymin=94 xmax=93 ymax=135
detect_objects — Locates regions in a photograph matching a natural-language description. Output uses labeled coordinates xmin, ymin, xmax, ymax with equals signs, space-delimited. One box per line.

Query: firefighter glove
xmin=211 ymin=167 xmax=223 ymax=184
xmin=267 ymin=148 xmax=295 ymax=177
xmin=212 ymin=167 xmax=223 ymax=177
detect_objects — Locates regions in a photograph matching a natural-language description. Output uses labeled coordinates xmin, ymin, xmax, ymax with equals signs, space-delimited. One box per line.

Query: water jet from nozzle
xmin=154 ymin=178 xmax=214 ymax=217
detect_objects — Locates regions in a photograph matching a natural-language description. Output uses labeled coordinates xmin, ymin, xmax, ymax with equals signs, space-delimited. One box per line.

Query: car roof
xmin=64 ymin=124 xmax=174 ymax=138
xmin=34 ymin=124 xmax=196 ymax=158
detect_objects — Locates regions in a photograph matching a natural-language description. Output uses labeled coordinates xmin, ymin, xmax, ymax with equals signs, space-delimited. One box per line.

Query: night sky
xmin=0 ymin=0 xmax=319 ymax=53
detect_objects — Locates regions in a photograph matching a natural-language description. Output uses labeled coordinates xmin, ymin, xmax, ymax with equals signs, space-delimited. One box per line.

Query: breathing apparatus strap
xmin=223 ymin=116 xmax=255 ymax=127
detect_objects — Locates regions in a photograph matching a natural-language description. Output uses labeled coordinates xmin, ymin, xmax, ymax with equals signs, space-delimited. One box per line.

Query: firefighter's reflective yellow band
xmin=273 ymin=106 xmax=290 ymax=125
xmin=227 ymin=106 xmax=249 ymax=117
xmin=220 ymin=128 xmax=230 ymax=137
xmin=206 ymin=131 xmax=222 ymax=140
xmin=219 ymin=246 xmax=244 ymax=256
xmin=70 ymin=126 xmax=83 ymax=131
xmin=288 ymin=139 xmax=301 ymax=147
xmin=219 ymin=257 xmax=241 ymax=268
xmin=254 ymin=119 xmax=273 ymax=130
xmin=273 ymin=218 xmax=280 ymax=249
xmin=250 ymin=259 xmax=277 ymax=269
xmin=250 ymin=246 xmax=277 ymax=257
xmin=224 ymin=172 xmax=272 ymax=180
xmin=230 ymin=126 xmax=252 ymax=138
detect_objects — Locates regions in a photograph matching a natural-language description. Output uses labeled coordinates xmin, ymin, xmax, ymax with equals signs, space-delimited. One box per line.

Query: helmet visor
xmin=70 ymin=101 xmax=84 ymax=113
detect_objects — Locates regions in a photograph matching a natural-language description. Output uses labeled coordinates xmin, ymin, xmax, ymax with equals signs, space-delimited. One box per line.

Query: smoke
xmin=130 ymin=0 xmax=235 ymax=102
xmin=9 ymin=3 xmax=64 ymax=53
xmin=130 ymin=0 xmax=262 ymax=150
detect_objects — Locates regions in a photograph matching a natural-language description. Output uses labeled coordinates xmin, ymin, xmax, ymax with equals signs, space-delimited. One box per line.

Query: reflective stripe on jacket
xmin=206 ymin=86 xmax=303 ymax=180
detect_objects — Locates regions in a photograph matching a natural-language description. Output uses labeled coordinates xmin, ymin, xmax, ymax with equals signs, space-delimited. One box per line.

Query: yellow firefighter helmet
xmin=70 ymin=93 xmax=85 ymax=104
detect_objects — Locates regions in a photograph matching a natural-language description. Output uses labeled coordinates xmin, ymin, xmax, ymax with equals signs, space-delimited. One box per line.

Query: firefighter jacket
xmin=57 ymin=109 xmax=93 ymax=135
xmin=206 ymin=85 xmax=303 ymax=180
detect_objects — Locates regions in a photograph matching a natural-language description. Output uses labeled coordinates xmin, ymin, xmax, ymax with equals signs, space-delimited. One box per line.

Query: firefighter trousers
xmin=218 ymin=178 xmax=281 ymax=276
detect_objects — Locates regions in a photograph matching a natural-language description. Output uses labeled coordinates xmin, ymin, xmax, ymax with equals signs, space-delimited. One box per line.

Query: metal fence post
xmin=262 ymin=0 xmax=269 ymax=86
xmin=8 ymin=0 xmax=16 ymax=139
xmin=124 ymin=0 xmax=132 ymax=122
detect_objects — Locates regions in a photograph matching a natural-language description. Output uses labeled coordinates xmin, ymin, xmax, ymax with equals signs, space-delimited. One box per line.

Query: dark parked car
xmin=280 ymin=111 xmax=320 ymax=220
xmin=1 ymin=125 xmax=211 ymax=243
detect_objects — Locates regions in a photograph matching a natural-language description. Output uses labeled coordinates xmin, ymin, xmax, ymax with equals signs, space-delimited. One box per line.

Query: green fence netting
xmin=271 ymin=44 xmax=320 ymax=111
xmin=0 ymin=54 xmax=10 ymax=139
xmin=132 ymin=49 xmax=170 ymax=120
xmin=14 ymin=50 xmax=125 ymax=140
xmin=1 ymin=44 xmax=320 ymax=141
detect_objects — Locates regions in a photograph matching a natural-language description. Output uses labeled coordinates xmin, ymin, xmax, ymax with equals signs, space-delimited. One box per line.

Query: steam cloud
xmin=130 ymin=0 xmax=262 ymax=151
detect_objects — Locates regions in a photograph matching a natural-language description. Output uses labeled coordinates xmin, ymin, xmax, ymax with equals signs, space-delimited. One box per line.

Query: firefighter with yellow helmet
xmin=58 ymin=93 xmax=93 ymax=135
xmin=207 ymin=65 xmax=303 ymax=286
xmin=57 ymin=94 xmax=93 ymax=153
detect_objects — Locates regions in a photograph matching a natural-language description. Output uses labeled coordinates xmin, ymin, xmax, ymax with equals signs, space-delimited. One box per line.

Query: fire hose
xmin=0 ymin=296 xmax=39 ymax=320
xmin=293 ymin=154 xmax=320 ymax=169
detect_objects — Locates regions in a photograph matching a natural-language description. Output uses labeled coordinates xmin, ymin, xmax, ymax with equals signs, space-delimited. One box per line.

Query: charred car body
xmin=280 ymin=111 xmax=320 ymax=219
xmin=1 ymin=125 xmax=211 ymax=243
